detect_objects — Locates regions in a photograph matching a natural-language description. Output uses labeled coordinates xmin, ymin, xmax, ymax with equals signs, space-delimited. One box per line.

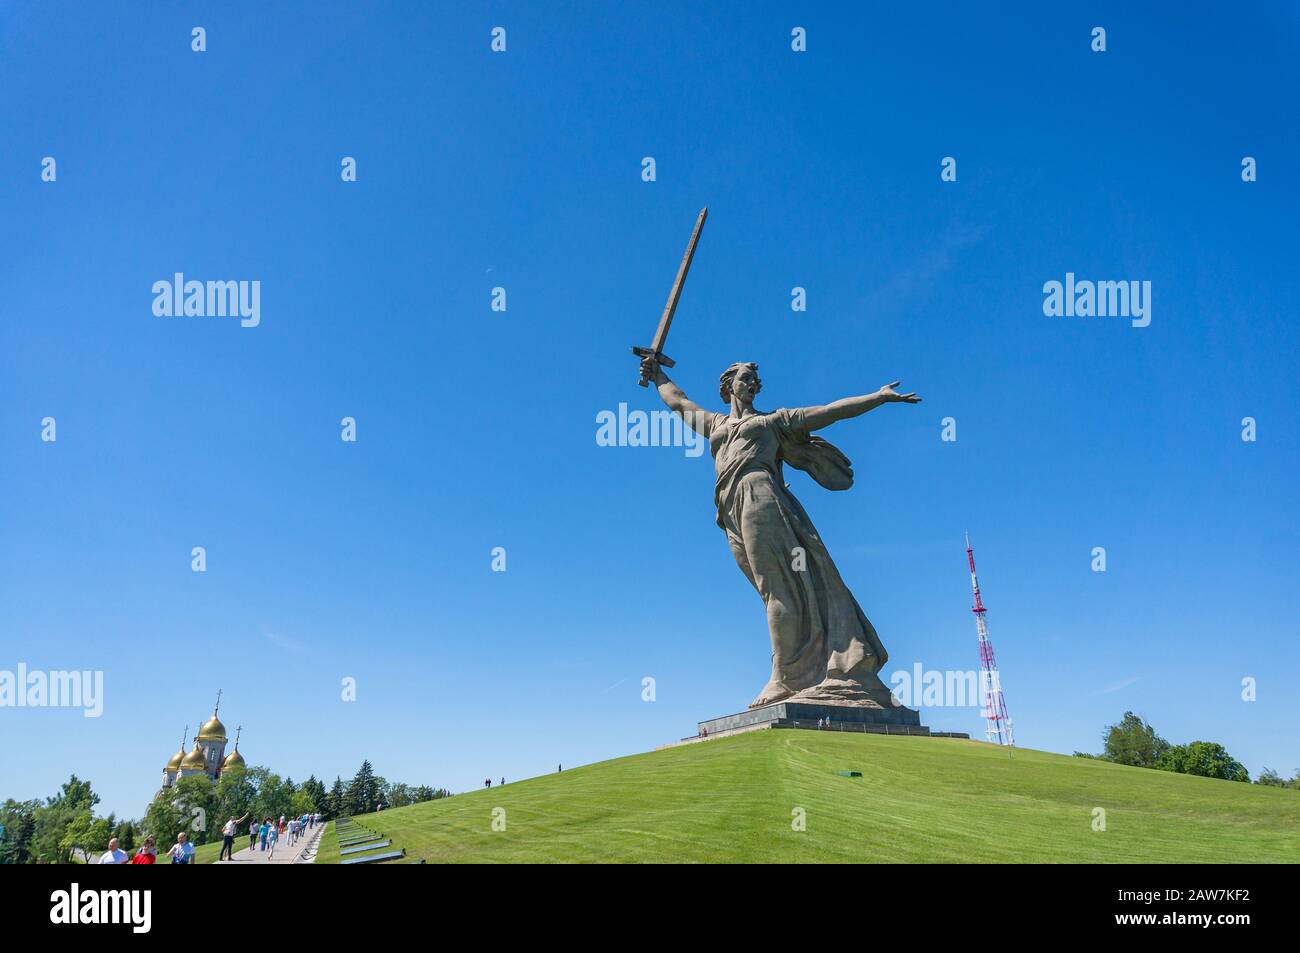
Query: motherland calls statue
xmin=639 ymin=357 xmax=921 ymax=709
xmin=631 ymin=209 xmax=922 ymax=712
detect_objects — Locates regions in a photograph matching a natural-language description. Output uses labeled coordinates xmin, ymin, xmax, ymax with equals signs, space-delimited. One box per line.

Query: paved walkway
xmin=216 ymin=821 xmax=325 ymax=865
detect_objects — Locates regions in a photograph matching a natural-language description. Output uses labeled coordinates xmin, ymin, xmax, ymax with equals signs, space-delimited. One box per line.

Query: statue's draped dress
xmin=704 ymin=407 xmax=891 ymax=706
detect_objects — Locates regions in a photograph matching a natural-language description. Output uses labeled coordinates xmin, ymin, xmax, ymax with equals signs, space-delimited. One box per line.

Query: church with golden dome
xmin=161 ymin=691 xmax=246 ymax=789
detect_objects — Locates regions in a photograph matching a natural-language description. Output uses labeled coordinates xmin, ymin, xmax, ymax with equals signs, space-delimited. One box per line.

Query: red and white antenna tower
xmin=966 ymin=534 xmax=1014 ymax=746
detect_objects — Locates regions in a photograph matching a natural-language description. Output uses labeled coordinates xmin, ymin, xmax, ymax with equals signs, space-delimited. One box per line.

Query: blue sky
xmin=2 ymin=2 xmax=1297 ymax=818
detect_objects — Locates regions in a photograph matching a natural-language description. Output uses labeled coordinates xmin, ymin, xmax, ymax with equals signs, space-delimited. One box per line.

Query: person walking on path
xmin=226 ymin=808 xmax=326 ymax=865
xmin=98 ymin=837 xmax=129 ymax=864
xmin=248 ymin=817 xmax=259 ymax=851
xmin=259 ymin=818 xmax=270 ymax=851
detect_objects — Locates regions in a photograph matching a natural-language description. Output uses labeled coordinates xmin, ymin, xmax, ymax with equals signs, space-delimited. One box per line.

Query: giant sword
xmin=632 ymin=206 xmax=708 ymax=386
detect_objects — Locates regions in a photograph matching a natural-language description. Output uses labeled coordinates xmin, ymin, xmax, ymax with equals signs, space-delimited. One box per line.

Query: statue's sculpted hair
xmin=719 ymin=362 xmax=761 ymax=404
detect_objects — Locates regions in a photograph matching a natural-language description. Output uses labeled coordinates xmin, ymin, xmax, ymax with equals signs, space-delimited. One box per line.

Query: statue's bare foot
xmin=748 ymin=680 xmax=794 ymax=709
xmin=790 ymin=675 xmax=894 ymax=708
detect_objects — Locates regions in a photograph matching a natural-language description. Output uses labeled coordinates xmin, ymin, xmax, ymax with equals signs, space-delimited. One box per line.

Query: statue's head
xmin=719 ymin=362 xmax=762 ymax=404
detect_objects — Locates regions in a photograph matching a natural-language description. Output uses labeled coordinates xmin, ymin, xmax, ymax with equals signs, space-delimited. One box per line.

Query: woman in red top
xmin=130 ymin=836 xmax=157 ymax=864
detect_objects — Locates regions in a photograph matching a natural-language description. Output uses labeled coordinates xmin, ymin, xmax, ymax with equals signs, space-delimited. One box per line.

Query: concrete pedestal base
xmin=684 ymin=700 xmax=969 ymax=743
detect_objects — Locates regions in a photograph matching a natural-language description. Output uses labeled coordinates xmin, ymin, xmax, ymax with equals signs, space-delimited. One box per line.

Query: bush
xmin=1157 ymin=741 xmax=1249 ymax=783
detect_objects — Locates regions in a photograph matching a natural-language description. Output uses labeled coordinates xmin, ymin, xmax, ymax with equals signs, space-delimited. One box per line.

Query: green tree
xmin=30 ymin=775 xmax=100 ymax=863
xmin=53 ymin=775 xmax=99 ymax=812
xmin=289 ymin=790 xmax=317 ymax=818
xmin=111 ymin=818 xmax=138 ymax=852
xmin=214 ymin=764 xmax=256 ymax=826
xmin=142 ymin=789 xmax=190 ymax=855
xmin=326 ymin=777 xmax=345 ymax=819
xmin=1158 ymin=741 xmax=1250 ymax=782
xmin=345 ymin=761 xmax=381 ymax=815
xmin=248 ymin=767 xmax=290 ymax=822
xmin=302 ymin=775 xmax=327 ymax=813
xmin=1256 ymin=767 xmax=1287 ymax=787
xmin=386 ymin=782 xmax=413 ymax=809
xmin=0 ymin=799 xmax=39 ymax=864
xmin=170 ymin=775 xmax=219 ymax=843
xmin=1102 ymin=712 xmax=1169 ymax=767
xmin=60 ymin=813 xmax=113 ymax=861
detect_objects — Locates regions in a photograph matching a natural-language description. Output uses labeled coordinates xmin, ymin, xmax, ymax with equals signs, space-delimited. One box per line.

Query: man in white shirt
xmin=219 ymin=811 xmax=250 ymax=861
xmin=98 ymin=837 xmax=129 ymax=864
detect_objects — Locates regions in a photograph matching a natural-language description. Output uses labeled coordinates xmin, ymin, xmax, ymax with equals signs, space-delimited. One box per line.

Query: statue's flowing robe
xmin=704 ymin=407 xmax=888 ymax=699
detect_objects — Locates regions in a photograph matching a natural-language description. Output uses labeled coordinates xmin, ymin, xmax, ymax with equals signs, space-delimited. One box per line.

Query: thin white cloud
xmin=600 ymin=677 xmax=628 ymax=694
xmin=264 ymin=628 xmax=307 ymax=653
xmin=1095 ymin=675 xmax=1144 ymax=695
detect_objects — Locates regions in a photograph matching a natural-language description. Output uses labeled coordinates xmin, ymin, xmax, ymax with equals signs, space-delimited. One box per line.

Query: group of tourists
xmin=97 ymin=833 xmax=193 ymax=865
xmin=96 ymin=811 xmax=323 ymax=864
xmin=244 ymin=811 xmax=321 ymax=861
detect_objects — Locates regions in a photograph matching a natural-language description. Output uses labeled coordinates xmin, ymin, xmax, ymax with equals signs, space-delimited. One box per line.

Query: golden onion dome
xmin=165 ymin=746 xmax=185 ymax=771
xmin=180 ymin=742 xmax=207 ymax=770
xmin=198 ymin=712 xmax=227 ymax=741
xmin=222 ymin=748 xmax=245 ymax=769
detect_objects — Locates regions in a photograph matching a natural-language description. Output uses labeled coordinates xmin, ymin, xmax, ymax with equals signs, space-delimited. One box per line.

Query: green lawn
xmin=317 ymin=820 xmax=339 ymax=861
xmin=192 ymin=839 xmax=225 ymax=864
xmin=316 ymin=730 xmax=1300 ymax=863
xmin=318 ymin=817 xmax=391 ymax=864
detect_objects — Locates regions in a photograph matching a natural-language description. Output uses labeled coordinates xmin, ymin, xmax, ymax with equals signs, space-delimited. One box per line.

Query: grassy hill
xmin=318 ymin=729 xmax=1300 ymax=863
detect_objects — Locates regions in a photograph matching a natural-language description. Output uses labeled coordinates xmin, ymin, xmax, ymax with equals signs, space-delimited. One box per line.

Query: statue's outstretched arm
xmin=640 ymin=357 xmax=714 ymax=436
xmin=800 ymin=380 xmax=922 ymax=432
